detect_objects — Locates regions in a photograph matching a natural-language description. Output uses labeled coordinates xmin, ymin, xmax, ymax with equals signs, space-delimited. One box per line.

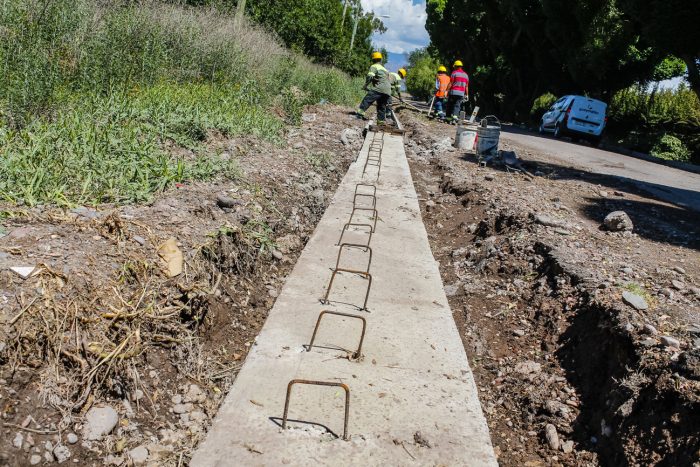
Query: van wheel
xmin=589 ymin=135 xmax=602 ymax=147
xmin=554 ymin=124 xmax=562 ymax=139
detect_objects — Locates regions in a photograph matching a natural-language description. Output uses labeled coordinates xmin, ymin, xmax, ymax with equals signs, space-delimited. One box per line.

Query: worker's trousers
xmin=359 ymin=90 xmax=390 ymax=122
xmin=434 ymin=97 xmax=446 ymax=117
xmin=447 ymin=94 xmax=464 ymax=119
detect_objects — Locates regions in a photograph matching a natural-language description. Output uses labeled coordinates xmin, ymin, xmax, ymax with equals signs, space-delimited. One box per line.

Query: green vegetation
xmin=246 ymin=0 xmax=386 ymax=76
xmin=608 ymin=85 xmax=700 ymax=163
xmin=530 ymin=93 xmax=558 ymax=123
xmin=405 ymin=48 xmax=441 ymax=101
xmin=0 ymin=0 xmax=364 ymax=206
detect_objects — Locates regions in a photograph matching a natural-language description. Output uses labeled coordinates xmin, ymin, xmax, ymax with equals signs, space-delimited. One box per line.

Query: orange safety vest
xmin=435 ymin=74 xmax=450 ymax=98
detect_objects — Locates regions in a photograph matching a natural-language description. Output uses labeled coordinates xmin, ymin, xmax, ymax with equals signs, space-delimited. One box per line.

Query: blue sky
xmin=360 ymin=0 xmax=429 ymax=70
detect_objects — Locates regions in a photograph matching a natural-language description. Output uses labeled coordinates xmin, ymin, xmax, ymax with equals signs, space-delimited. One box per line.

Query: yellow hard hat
xmin=398 ymin=68 xmax=407 ymax=78
xmin=371 ymin=51 xmax=383 ymax=60
xmin=453 ymin=60 xmax=463 ymax=67
xmin=437 ymin=65 xmax=447 ymax=73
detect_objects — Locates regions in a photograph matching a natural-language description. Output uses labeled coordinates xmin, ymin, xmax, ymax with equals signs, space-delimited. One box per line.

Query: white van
xmin=539 ymin=95 xmax=607 ymax=144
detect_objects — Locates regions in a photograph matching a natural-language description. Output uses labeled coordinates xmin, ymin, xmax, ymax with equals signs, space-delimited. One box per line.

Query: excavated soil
xmin=403 ymin=112 xmax=699 ymax=467
xmin=0 ymin=105 xmax=366 ymax=466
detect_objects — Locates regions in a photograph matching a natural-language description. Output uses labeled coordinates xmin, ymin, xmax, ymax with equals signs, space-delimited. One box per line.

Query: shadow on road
xmin=461 ymin=153 xmax=700 ymax=250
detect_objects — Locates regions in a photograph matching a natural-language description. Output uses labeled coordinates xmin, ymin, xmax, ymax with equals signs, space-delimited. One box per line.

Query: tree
xmin=405 ymin=48 xmax=440 ymax=101
xmin=425 ymin=0 xmax=683 ymax=119
xmin=618 ymin=0 xmax=700 ymax=99
xmin=245 ymin=0 xmax=385 ymax=75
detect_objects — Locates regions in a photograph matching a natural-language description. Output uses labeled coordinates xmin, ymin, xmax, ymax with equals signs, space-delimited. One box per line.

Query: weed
xmin=305 ymin=151 xmax=334 ymax=169
xmin=621 ymin=282 xmax=656 ymax=307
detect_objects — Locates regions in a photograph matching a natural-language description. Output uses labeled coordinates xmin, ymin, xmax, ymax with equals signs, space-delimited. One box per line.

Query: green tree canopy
xmin=425 ymin=0 xmax=693 ymax=119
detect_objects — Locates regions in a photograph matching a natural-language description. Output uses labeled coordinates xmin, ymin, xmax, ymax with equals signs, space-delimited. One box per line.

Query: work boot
xmin=355 ymin=110 xmax=367 ymax=120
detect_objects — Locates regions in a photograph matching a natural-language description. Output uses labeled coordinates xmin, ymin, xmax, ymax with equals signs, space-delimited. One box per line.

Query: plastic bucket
xmin=455 ymin=123 xmax=478 ymax=150
xmin=476 ymin=116 xmax=501 ymax=156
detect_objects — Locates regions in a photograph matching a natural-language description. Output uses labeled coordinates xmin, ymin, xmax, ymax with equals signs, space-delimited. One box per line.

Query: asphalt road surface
xmin=499 ymin=127 xmax=700 ymax=212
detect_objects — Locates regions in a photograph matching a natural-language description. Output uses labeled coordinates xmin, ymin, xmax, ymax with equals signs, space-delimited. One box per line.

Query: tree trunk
xmin=683 ymin=55 xmax=700 ymax=101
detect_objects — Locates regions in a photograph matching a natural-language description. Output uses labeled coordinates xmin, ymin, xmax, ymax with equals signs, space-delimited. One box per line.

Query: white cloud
xmin=360 ymin=0 xmax=429 ymax=54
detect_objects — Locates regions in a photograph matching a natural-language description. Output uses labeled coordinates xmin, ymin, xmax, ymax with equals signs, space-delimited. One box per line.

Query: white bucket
xmin=476 ymin=116 xmax=501 ymax=156
xmin=455 ymin=123 xmax=478 ymax=150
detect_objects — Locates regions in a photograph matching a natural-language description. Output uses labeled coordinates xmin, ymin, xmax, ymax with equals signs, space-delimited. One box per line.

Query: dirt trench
xmin=404 ymin=113 xmax=700 ymax=466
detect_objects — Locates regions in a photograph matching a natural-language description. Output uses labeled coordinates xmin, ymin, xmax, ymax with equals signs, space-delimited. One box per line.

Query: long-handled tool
xmin=427 ymin=96 xmax=436 ymax=118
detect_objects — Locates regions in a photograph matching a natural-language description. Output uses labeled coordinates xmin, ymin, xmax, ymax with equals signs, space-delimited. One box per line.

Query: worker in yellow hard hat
xmin=356 ymin=52 xmax=392 ymax=124
xmin=447 ymin=60 xmax=469 ymax=124
xmin=386 ymin=68 xmax=407 ymax=125
xmin=433 ymin=65 xmax=450 ymax=119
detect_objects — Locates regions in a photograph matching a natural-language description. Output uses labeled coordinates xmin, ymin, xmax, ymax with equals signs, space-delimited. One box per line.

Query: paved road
xmin=499 ymin=127 xmax=700 ymax=212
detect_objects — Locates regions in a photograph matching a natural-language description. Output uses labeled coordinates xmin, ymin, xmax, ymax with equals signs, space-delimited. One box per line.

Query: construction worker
xmin=434 ymin=65 xmax=450 ymax=119
xmin=447 ymin=60 xmax=469 ymax=124
xmin=390 ymin=68 xmax=407 ymax=100
xmin=356 ymin=52 xmax=392 ymax=125
xmin=386 ymin=68 xmax=406 ymax=125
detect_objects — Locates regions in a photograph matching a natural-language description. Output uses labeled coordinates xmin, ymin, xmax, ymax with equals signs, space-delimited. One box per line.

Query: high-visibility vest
xmin=435 ymin=74 xmax=450 ymax=98
xmin=449 ymin=68 xmax=469 ymax=97
xmin=366 ymin=63 xmax=392 ymax=95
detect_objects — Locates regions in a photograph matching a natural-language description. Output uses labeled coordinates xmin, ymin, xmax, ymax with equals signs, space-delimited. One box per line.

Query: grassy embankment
xmin=0 ymin=0 xmax=363 ymax=207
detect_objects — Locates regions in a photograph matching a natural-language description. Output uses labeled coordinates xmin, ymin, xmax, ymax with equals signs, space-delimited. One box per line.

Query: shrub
xmin=530 ymin=93 xmax=557 ymax=123
xmin=405 ymin=48 xmax=440 ymax=102
xmin=650 ymin=134 xmax=691 ymax=162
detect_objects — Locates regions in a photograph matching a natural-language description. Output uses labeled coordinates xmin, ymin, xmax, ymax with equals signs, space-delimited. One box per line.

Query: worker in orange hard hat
xmin=433 ymin=65 xmax=450 ymax=120
xmin=356 ymin=52 xmax=392 ymax=124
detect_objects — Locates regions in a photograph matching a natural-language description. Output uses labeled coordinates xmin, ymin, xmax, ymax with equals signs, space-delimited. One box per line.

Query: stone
xmin=484 ymin=174 xmax=495 ymax=181
xmin=545 ymin=424 xmax=560 ymax=451
xmin=535 ymin=214 xmax=567 ymax=228
xmin=642 ymin=324 xmax=658 ymax=335
xmin=603 ymin=211 xmax=633 ymax=232
xmin=271 ymin=250 xmax=284 ymax=261
xmin=30 ymin=454 xmax=42 ymax=465
xmin=66 ymin=433 xmax=78 ymax=445
xmin=671 ymin=280 xmax=685 ymax=291
xmin=190 ymin=411 xmax=207 ymax=423
xmin=132 ymin=235 xmax=146 ymax=246
xmin=673 ymin=266 xmax=686 ymax=274
xmin=83 ymin=406 xmax=119 ymax=441
xmin=622 ymin=291 xmax=648 ymax=311
xmin=172 ymin=403 xmax=193 ymax=414
xmin=562 ymin=440 xmax=574 ymax=454
xmin=184 ymin=384 xmax=206 ymax=404
xmin=425 ymin=200 xmax=436 ymax=212
xmin=444 ymin=283 xmax=462 ymax=297
xmin=128 ymin=445 xmax=149 ymax=465
xmin=216 ymin=195 xmax=242 ymax=209
xmin=12 ymin=433 xmax=23 ymax=449
xmin=599 ymin=191 xmax=608 ymax=198
xmin=677 ymin=350 xmax=700 ymax=380
xmin=514 ymin=361 xmax=541 ymax=375
xmin=513 ymin=329 xmax=526 ymax=337
xmin=660 ymin=288 xmax=674 ymax=298
xmin=171 ymin=394 xmax=183 ymax=405
xmin=660 ymin=335 xmax=681 ymax=349
xmin=301 ymin=113 xmax=317 ymax=122
xmin=690 ymin=287 xmax=700 ymax=297
xmin=621 ymin=267 xmax=633 ymax=275
xmin=53 ymin=444 xmax=71 ymax=463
